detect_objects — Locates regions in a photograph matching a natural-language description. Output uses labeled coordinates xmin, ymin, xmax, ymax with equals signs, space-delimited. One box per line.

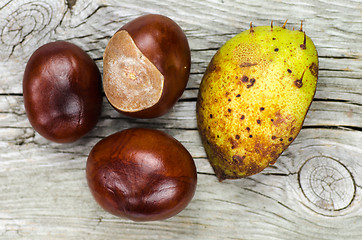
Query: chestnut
xmin=23 ymin=41 xmax=103 ymax=143
xmin=86 ymin=128 xmax=197 ymax=221
xmin=103 ymin=14 xmax=191 ymax=118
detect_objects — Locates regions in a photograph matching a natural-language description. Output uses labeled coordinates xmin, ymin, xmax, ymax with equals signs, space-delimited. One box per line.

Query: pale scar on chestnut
xmin=103 ymin=30 xmax=164 ymax=112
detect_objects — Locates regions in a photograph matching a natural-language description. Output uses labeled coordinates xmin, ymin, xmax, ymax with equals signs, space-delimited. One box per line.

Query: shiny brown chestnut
xmin=103 ymin=14 xmax=191 ymax=118
xmin=23 ymin=41 xmax=103 ymax=143
xmin=86 ymin=128 xmax=197 ymax=221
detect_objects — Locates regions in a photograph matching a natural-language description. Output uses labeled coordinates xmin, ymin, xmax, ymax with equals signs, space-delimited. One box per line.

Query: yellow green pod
xmin=197 ymin=23 xmax=318 ymax=181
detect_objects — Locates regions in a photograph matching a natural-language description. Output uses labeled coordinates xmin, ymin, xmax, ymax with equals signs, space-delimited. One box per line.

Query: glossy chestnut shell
xmin=103 ymin=14 xmax=191 ymax=118
xmin=86 ymin=128 xmax=197 ymax=221
xmin=23 ymin=41 xmax=103 ymax=143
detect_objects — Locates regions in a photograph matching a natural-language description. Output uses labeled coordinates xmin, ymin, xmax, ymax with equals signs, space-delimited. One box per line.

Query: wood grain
xmin=0 ymin=0 xmax=361 ymax=239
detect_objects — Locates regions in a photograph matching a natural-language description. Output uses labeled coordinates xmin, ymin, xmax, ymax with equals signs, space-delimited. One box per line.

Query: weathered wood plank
xmin=1 ymin=0 xmax=361 ymax=94
xmin=1 ymin=94 xmax=361 ymax=131
xmin=0 ymin=0 xmax=361 ymax=239
xmin=0 ymin=130 xmax=361 ymax=239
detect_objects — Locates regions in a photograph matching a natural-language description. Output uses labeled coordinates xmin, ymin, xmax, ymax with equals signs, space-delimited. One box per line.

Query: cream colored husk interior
xmin=103 ymin=30 xmax=164 ymax=112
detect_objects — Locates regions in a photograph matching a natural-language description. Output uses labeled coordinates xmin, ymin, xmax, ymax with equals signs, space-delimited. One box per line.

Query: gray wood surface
xmin=0 ymin=0 xmax=361 ymax=239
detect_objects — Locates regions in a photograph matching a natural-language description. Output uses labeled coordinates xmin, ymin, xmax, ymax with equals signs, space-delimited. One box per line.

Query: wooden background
xmin=0 ymin=0 xmax=361 ymax=239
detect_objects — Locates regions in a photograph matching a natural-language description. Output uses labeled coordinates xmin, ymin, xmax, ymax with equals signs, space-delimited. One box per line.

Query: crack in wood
xmin=192 ymin=47 xmax=220 ymax=52
xmin=302 ymin=125 xmax=362 ymax=132
xmin=313 ymin=98 xmax=362 ymax=107
xmin=319 ymin=55 xmax=359 ymax=60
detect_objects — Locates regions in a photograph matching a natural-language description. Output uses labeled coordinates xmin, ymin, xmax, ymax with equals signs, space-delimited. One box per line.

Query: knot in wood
xmin=0 ymin=2 xmax=53 ymax=45
xmin=298 ymin=156 xmax=355 ymax=215
xmin=0 ymin=1 xmax=62 ymax=59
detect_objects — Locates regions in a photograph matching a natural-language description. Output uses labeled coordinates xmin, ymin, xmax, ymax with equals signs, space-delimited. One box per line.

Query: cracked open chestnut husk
xmin=86 ymin=128 xmax=197 ymax=221
xmin=23 ymin=41 xmax=102 ymax=143
xmin=103 ymin=14 xmax=191 ymax=118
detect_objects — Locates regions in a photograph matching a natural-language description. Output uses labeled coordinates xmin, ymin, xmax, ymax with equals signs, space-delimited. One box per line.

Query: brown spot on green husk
xmin=294 ymin=68 xmax=306 ymax=88
xmin=309 ymin=62 xmax=318 ymax=77
xmin=203 ymin=55 xmax=220 ymax=77
xmin=247 ymin=78 xmax=256 ymax=88
xmin=240 ymin=62 xmax=258 ymax=68
xmin=228 ymin=137 xmax=239 ymax=149
xmin=232 ymin=155 xmax=246 ymax=165
xmin=294 ymin=79 xmax=303 ymax=88
xmin=270 ymin=151 xmax=278 ymax=159
xmin=241 ymin=75 xmax=249 ymax=82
